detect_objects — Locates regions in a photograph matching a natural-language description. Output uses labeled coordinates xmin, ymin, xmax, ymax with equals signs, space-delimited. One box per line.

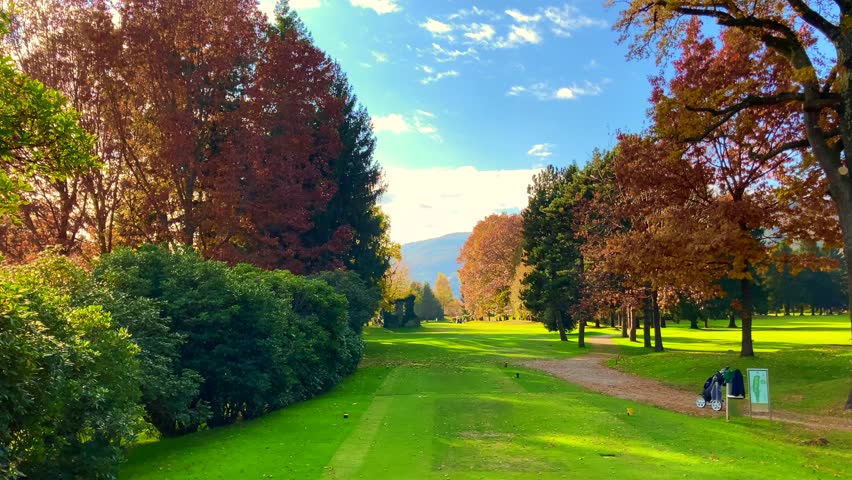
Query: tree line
xmin=1 ymin=1 xmax=393 ymax=476
xmin=459 ymin=1 xmax=852 ymax=409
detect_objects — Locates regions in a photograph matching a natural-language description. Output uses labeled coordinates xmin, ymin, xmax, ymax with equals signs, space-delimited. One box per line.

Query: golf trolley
xmin=696 ymin=368 xmax=729 ymax=412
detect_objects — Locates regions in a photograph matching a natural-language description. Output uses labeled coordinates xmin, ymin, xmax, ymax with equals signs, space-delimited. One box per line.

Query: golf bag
xmin=702 ymin=372 xmax=725 ymax=403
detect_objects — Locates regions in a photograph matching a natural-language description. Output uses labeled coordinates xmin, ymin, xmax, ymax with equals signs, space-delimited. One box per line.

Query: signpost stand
xmin=747 ymin=368 xmax=771 ymax=420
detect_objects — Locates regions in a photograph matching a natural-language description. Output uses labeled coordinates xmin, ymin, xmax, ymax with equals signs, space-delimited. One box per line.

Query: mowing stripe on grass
xmin=322 ymin=368 xmax=399 ymax=479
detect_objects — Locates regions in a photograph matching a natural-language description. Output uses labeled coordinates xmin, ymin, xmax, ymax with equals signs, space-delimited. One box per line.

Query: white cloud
xmin=372 ymin=51 xmax=388 ymax=62
xmin=421 ymin=18 xmax=452 ymax=35
xmin=421 ymin=69 xmax=460 ymax=85
xmin=381 ymin=166 xmax=541 ymax=244
xmin=496 ymin=25 xmax=541 ymax=47
xmin=416 ymin=109 xmax=436 ymax=118
xmin=259 ymin=0 xmax=320 ymax=18
xmin=555 ymin=87 xmax=575 ymax=99
xmin=350 ymin=0 xmax=399 ymax=14
xmin=505 ymin=9 xmax=541 ymax=23
xmin=507 ymin=85 xmax=527 ymax=96
xmin=464 ymin=23 xmax=496 ymax=42
xmin=372 ymin=114 xmax=410 ymax=134
xmin=527 ymin=144 xmax=553 ymax=157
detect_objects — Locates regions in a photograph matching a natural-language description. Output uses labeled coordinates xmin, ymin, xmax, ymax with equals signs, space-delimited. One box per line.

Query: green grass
xmin=609 ymin=316 xmax=852 ymax=415
xmin=121 ymin=321 xmax=852 ymax=479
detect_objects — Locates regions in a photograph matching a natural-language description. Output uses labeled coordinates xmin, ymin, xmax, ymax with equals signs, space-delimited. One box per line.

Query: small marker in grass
xmin=504 ymin=362 xmax=508 ymax=368
xmin=515 ymin=372 xmax=520 ymax=379
xmin=343 ymin=413 xmax=349 ymax=419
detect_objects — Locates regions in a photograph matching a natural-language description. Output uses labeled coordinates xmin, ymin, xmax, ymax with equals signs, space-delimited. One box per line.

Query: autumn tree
xmin=435 ymin=272 xmax=463 ymax=317
xmin=0 ymin=5 xmax=98 ymax=257
xmin=457 ymin=213 xmax=523 ymax=319
xmin=609 ymin=20 xmax=837 ymax=356
xmin=6 ymin=0 xmax=130 ymax=259
xmin=613 ymin=0 xmax=852 ymax=404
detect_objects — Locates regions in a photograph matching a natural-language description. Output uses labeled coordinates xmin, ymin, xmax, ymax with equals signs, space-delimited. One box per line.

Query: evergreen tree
xmin=521 ymin=165 xmax=583 ymax=342
xmin=415 ymin=282 xmax=444 ymax=320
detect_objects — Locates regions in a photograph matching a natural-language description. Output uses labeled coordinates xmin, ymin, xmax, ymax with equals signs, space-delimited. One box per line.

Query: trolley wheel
xmin=710 ymin=400 xmax=723 ymax=411
xmin=695 ymin=397 xmax=706 ymax=408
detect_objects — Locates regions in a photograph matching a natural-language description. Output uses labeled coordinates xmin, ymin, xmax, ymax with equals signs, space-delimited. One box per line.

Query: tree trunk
xmin=728 ymin=311 xmax=738 ymax=328
xmin=594 ymin=318 xmax=600 ymax=328
xmin=610 ymin=309 xmax=616 ymax=328
xmin=784 ymin=303 xmax=790 ymax=316
xmin=621 ymin=308 xmax=628 ymax=338
xmin=652 ymin=291 xmax=664 ymax=352
xmin=704 ymin=316 xmax=709 ymax=328
xmin=555 ymin=310 xmax=568 ymax=342
xmin=690 ymin=317 xmax=699 ymax=329
xmin=740 ymin=277 xmax=754 ymax=357
xmin=629 ymin=306 xmax=637 ymax=342
xmin=578 ymin=319 xmax=586 ymax=348
xmin=799 ymin=305 xmax=804 ymax=316
xmin=643 ymin=315 xmax=652 ymax=348
xmin=846 ymin=385 xmax=852 ymax=410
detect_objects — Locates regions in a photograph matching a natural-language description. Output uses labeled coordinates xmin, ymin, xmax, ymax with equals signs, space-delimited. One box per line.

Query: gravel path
xmin=523 ymin=335 xmax=852 ymax=432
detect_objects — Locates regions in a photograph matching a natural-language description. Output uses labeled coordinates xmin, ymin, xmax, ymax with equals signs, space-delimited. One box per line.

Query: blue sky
xmin=258 ymin=0 xmax=658 ymax=244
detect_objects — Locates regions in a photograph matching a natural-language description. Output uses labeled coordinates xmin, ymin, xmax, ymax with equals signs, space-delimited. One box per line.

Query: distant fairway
xmin=121 ymin=321 xmax=852 ymax=480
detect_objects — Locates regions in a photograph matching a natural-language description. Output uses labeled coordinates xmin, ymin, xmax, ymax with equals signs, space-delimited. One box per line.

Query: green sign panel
xmin=747 ymin=368 xmax=770 ymax=414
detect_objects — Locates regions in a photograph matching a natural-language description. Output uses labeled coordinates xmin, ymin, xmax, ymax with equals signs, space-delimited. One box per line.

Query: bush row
xmin=0 ymin=245 xmax=379 ymax=479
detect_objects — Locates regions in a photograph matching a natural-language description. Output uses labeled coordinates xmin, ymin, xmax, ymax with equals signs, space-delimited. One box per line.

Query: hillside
xmin=401 ymin=232 xmax=469 ymax=297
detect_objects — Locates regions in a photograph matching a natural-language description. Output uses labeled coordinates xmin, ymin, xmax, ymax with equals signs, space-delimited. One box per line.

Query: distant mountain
xmin=401 ymin=232 xmax=470 ymax=298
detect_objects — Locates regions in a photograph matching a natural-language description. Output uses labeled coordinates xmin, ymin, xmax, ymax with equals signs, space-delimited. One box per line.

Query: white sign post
xmin=747 ymin=368 xmax=771 ymax=420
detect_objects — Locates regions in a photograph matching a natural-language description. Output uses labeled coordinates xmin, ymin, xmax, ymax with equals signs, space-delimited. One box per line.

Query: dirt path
xmin=523 ymin=335 xmax=852 ymax=432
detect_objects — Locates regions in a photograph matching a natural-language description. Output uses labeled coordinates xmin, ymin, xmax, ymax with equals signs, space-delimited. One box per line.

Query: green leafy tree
xmin=313 ymin=270 xmax=382 ymax=334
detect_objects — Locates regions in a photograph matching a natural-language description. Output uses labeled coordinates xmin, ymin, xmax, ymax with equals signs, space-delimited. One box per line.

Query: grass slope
xmin=121 ymin=321 xmax=852 ymax=479
xmin=609 ymin=316 xmax=852 ymax=415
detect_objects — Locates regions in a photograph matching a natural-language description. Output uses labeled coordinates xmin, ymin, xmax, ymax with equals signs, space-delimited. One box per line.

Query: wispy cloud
xmin=421 ymin=69 xmax=460 ymax=85
xmin=505 ymin=9 xmax=541 ymax=23
xmin=372 ymin=111 xmax=441 ymax=139
xmin=350 ymin=0 xmax=399 ymax=14
xmin=497 ymin=25 xmax=541 ymax=47
xmin=421 ymin=4 xmax=606 ymax=51
xmin=527 ymin=144 xmax=554 ymax=157
xmin=371 ymin=51 xmax=389 ymax=62
xmin=431 ymin=43 xmax=478 ymax=62
xmin=509 ymin=80 xmax=608 ymax=101
xmin=544 ymin=5 xmax=607 ymax=37
xmin=464 ymin=23 xmax=496 ymax=42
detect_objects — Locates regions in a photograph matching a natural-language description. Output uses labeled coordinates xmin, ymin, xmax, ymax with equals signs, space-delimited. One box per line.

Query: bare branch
xmin=786 ymin=0 xmax=840 ymax=42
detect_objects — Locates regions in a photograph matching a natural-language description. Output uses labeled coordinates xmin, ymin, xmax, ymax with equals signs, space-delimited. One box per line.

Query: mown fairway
xmin=121 ymin=321 xmax=852 ymax=479
xmin=612 ymin=315 xmax=852 ymax=415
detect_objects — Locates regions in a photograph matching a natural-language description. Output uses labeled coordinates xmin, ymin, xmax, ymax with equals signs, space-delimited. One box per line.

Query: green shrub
xmin=94 ymin=245 xmax=364 ymax=430
xmin=312 ymin=270 xmax=381 ymax=334
xmin=0 ymin=260 xmax=141 ymax=479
